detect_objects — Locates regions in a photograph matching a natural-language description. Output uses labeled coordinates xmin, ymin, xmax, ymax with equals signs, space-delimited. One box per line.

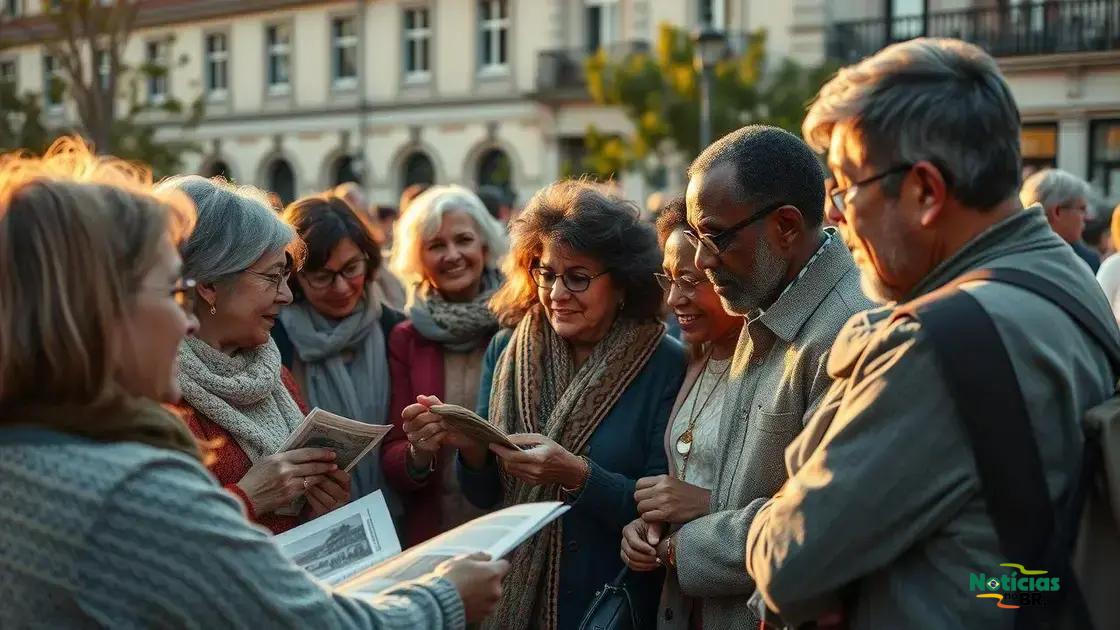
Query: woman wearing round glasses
xmin=403 ymin=180 xmax=685 ymax=629
xmin=382 ymin=185 xmax=509 ymax=546
xmin=271 ymin=193 xmax=406 ymax=515
xmin=159 ymin=175 xmax=348 ymax=535
xmin=621 ymin=196 xmax=742 ymax=629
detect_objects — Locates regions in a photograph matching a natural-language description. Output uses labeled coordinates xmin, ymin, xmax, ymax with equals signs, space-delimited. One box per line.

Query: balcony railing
xmin=827 ymin=0 xmax=1120 ymax=64
xmin=536 ymin=40 xmax=651 ymax=98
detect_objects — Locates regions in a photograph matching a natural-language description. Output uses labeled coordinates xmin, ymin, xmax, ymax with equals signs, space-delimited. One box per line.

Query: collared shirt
xmin=670 ymin=231 xmax=874 ymax=630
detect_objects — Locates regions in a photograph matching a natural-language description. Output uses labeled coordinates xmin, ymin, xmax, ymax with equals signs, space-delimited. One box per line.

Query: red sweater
xmin=381 ymin=321 xmax=451 ymax=547
xmin=173 ymin=367 xmax=310 ymax=535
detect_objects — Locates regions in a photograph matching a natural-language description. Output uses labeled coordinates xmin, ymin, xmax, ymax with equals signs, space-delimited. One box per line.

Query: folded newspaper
xmin=274 ymin=492 xmax=568 ymax=592
xmin=275 ymin=407 xmax=393 ymax=516
xmin=428 ymin=403 xmax=522 ymax=450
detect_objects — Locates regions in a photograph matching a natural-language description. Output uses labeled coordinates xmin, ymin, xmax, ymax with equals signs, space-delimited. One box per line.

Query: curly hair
xmin=490 ymin=180 xmax=663 ymax=327
xmin=654 ymin=195 xmax=688 ymax=248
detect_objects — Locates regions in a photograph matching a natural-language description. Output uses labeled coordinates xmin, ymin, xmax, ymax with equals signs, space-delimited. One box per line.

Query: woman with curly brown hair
xmin=402 ymin=180 xmax=685 ymax=629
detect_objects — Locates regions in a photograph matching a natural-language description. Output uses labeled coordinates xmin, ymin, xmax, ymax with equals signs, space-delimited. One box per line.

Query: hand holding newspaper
xmin=428 ymin=403 xmax=522 ymax=450
xmin=275 ymin=492 xmax=569 ymax=594
xmin=275 ymin=408 xmax=393 ymax=516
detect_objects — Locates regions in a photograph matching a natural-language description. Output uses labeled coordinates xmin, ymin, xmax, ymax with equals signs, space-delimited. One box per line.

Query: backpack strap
xmin=895 ymin=268 xmax=1107 ymax=629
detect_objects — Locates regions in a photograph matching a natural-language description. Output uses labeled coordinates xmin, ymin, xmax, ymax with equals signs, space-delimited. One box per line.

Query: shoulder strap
xmin=952 ymin=267 xmax=1120 ymax=371
xmin=898 ymin=288 xmax=1056 ymax=568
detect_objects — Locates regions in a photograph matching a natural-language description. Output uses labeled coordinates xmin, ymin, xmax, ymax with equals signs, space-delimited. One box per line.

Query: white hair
xmin=1020 ymin=168 xmax=1090 ymax=211
xmin=388 ymin=184 xmax=508 ymax=288
xmin=157 ymin=175 xmax=297 ymax=283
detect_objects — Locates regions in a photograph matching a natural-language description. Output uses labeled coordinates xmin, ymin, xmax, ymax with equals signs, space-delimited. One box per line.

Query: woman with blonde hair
xmin=381 ymin=184 xmax=509 ymax=546
xmin=0 ymin=138 xmax=508 ymax=627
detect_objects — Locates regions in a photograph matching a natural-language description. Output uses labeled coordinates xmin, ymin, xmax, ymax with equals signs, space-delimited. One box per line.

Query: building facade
xmin=1 ymin=0 xmax=1118 ymax=209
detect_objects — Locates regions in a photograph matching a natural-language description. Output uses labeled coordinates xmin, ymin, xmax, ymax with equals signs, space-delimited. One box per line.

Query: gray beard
xmin=708 ymin=238 xmax=789 ymax=316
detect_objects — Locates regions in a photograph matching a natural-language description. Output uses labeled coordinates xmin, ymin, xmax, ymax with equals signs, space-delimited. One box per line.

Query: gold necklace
xmin=676 ymin=353 xmax=728 ymax=480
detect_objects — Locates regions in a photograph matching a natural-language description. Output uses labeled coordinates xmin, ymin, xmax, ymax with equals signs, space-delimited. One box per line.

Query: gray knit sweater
xmin=0 ymin=428 xmax=466 ymax=629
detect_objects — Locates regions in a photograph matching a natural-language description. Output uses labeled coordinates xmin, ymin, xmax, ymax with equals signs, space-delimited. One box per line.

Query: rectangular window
xmin=145 ymin=39 xmax=169 ymax=105
xmin=479 ymin=0 xmax=509 ymax=74
xmin=403 ymin=7 xmax=431 ymax=81
xmin=2 ymin=0 xmax=21 ymax=18
xmin=266 ymin=23 xmax=292 ymax=94
xmin=42 ymin=53 xmax=62 ymax=110
xmin=585 ymin=0 xmax=620 ymax=54
xmin=95 ymin=49 xmax=110 ymax=91
xmin=332 ymin=16 xmax=358 ymax=88
xmin=0 ymin=58 xmax=16 ymax=102
xmin=1020 ymin=123 xmax=1058 ymax=181
xmin=888 ymin=0 xmax=925 ymax=41
xmin=205 ymin=33 xmax=229 ymax=100
xmin=1090 ymin=120 xmax=1120 ymax=198
xmin=697 ymin=0 xmax=725 ymax=30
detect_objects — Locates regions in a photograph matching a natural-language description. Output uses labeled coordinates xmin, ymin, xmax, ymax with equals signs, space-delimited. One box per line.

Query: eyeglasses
xmin=530 ymin=267 xmax=609 ymax=293
xmin=170 ymin=278 xmax=197 ymax=314
xmin=828 ymin=164 xmax=913 ymax=213
xmin=245 ymin=268 xmax=292 ymax=294
xmin=683 ymin=201 xmax=788 ymax=255
xmin=301 ymin=257 xmax=369 ymax=290
xmin=654 ymin=273 xmax=708 ymax=297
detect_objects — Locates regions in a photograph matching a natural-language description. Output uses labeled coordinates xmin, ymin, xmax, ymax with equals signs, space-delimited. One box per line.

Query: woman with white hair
xmin=1020 ymin=168 xmax=1099 ymax=271
xmin=160 ymin=175 xmax=350 ymax=534
xmin=381 ymin=184 xmax=508 ymax=546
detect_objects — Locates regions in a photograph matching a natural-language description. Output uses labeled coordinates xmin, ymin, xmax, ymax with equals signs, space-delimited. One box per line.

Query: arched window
xmin=331 ymin=154 xmax=362 ymax=186
xmin=267 ymin=159 xmax=296 ymax=207
xmin=401 ymin=151 xmax=435 ymax=191
xmin=477 ymin=148 xmax=513 ymax=192
xmin=201 ymin=159 xmax=232 ymax=180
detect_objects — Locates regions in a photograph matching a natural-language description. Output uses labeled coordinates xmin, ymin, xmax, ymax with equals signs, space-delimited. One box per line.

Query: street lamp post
xmin=693 ymin=28 xmax=726 ymax=150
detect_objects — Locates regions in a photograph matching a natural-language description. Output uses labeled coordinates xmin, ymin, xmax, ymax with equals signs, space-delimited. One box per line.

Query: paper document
xmin=274 ymin=491 xmax=401 ymax=586
xmin=275 ymin=407 xmax=392 ymax=515
xmin=337 ymin=501 xmax=569 ymax=596
xmin=429 ymin=403 xmax=521 ymax=450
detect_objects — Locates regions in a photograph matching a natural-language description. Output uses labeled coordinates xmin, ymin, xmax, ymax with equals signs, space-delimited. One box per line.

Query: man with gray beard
xmin=619 ymin=124 xmax=872 ymax=629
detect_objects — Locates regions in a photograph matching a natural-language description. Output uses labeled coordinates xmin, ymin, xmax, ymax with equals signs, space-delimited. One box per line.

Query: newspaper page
xmin=428 ymin=403 xmax=522 ymax=450
xmin=274 ymin=491 xmax=401 ymax=586
xmin=275 ymin=407 xmax=393 ymax=516
xmin=336 ymin=502 xmax=569 ymax=596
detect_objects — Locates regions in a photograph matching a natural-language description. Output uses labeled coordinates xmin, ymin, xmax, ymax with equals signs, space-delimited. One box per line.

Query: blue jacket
xmin=458 ymin=328 xmax=685 ymax=629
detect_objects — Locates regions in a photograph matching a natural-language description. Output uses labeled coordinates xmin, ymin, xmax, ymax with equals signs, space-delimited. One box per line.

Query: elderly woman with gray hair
xmin=1020 ymin=168 xmax=1099 ymax=271
xmin=159 ymin=176 xmax=350 ymax=534
xmin=381 ymin=185 xmax=509 ymax=546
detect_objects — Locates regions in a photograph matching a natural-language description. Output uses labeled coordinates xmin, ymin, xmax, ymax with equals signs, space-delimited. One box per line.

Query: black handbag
xmin=577 ymin=567 xmax=638 ymax=630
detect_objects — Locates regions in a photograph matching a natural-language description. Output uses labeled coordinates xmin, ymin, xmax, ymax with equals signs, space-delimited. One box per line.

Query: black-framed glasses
xmin=684 ymin=200 xmax=789 ymax=256
xmin=829 ymin=163 xmax=913 ymax=213
xmin=301 ymin=257 xmax=369 ymax=290
xmin=170 ymin=278 xmax=197 ymax=314
xmin=245 ymin=268 xmax=292 ymax=294
xmin=654 ymin=273 xmax=708 ymax=297
xmin=530 ymin=267 xmax=609 ymax=293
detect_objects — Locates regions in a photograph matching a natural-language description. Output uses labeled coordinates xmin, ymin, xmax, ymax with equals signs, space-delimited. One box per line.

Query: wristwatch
xmin=407 ymin=443 xmax=436 ymax=477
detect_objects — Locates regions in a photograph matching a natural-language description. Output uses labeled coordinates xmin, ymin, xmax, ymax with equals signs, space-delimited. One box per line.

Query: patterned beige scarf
xmin=483 ymin=305 xmax=665 ymax=630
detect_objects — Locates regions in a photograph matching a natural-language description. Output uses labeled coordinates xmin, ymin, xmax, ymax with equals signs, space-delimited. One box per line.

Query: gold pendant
xmin=676 ymin=430 xmax=693 ymax=455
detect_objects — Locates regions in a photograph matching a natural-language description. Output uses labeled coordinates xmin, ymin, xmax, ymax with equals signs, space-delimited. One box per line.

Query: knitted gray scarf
xmin=407 ymin=268 xmax=502 ymax=351
xmin=176 ymin=336 xmax=304 ymax=462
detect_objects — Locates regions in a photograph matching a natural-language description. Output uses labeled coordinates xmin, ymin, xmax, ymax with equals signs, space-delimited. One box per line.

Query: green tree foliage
xmin=0 ymin=0 xmax=202 ymax=176
xmin=582 ymin=24 xmax=837 ymax=183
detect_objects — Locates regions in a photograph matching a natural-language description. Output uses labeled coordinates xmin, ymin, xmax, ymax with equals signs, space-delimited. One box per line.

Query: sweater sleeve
xmin=76 ymin=455 xmax=465 ymax=630
xmin=382 ymin=325 xmax=433 ymax=493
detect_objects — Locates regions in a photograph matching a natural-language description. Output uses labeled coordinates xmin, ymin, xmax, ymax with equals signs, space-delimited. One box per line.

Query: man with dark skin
xmin=620 ymin=124 xmax=871 ymax=630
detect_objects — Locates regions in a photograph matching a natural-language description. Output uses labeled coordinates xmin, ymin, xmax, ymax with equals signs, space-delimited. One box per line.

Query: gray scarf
xmin=177 ymin=335 xmax=304 ymax=462
xmin=407 ymin=268 xmax=502 ymax=352
xmin=277 ymin=286 xmax=396 ymax=508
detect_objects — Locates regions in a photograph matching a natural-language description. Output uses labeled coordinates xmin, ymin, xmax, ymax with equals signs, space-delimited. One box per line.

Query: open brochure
xmin=274 ymin=491 xmax=401 ymax=585
xmin=336 ymin=501 xmax=570 ymax=595
xmin=429 ymin=403 xmax=522 ymax=450
xmin=275 ymin=407 xmax=393 ymax=516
